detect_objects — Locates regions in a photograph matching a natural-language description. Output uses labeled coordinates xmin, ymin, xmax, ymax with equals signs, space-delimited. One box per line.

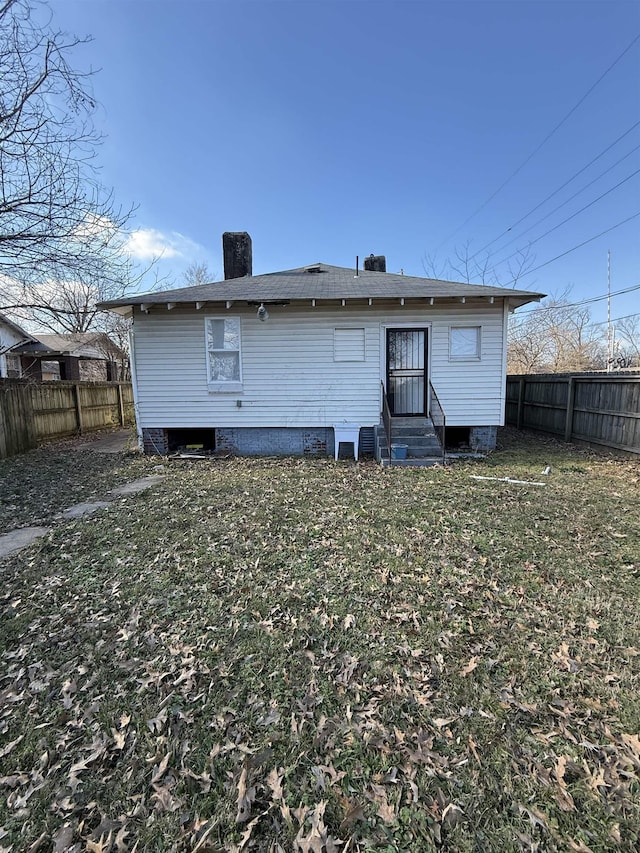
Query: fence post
xmin=117 ymin=383 xmax=125 ymax=426
xmin=73 ymin=384 xmax=84 ymax=435
xmin=516 ymin=377 xmax=526 ymax=429
xmin=564 ymin=376 xmax=575 ymax=442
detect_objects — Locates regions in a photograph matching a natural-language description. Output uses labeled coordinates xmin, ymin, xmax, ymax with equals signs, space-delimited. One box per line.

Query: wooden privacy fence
xmin=0 ymin=380 xmax=135 ymax=459
xmin=506 ymin=373 xmax=640 ymax=454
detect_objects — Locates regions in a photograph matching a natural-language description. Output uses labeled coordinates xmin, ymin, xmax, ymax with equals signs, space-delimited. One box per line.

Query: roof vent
xmin=304 ymin=264 xmax=323 ymax=274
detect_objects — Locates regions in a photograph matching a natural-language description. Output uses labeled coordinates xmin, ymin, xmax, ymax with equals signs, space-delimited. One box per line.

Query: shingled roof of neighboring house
xmin=0 ymin=312 xmax=37 ymax=344
xmin=13 ymin=332 xmax=121 ymax=359
xmin=99 ymin=263 xmax=545 ymax=312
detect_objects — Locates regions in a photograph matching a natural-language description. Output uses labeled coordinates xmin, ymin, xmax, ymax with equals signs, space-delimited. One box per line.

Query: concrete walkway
xmin=68 ymin=428 xmax=135 ymax=454
xmin=0 ymin=526 xmax=50 ymax=558
xmin=0 ymin=474 xmax=163 ymax=560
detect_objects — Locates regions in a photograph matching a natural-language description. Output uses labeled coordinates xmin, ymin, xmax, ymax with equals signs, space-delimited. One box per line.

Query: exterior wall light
xmin=257 ymin=303 xmax=269 ymax=322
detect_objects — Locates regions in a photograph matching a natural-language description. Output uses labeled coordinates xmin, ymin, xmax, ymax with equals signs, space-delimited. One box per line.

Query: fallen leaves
xmin=553 ymin=754 xmax=576 ymax=812
xmin=342 ymin=613 xmax=356 ymax=630
xmin=0 ymin=735 xmax=23 ymax=759
xmin=235 ymin=767 xmax=257 ymax=824
xmin=459 ymin=655 xmax=479 ymax=677
xmin=1 ymin=447 xmax=639 ymax=850
xmin=369 ymin=783 xmax=397 ymax=825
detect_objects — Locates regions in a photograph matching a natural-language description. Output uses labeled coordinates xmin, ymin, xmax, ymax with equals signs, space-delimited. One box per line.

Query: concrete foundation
xmin=141 ymin=426 xmax=376 ymax=458
xmin=215 ymin=427 xmax=334 ymax=456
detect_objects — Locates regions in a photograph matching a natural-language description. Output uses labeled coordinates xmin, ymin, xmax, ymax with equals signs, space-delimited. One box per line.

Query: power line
xmin=469 ymin=121 xmax=640 ymax=260
xmin=591 ymin=311 xmax=640 ymax=327
xmin=478 ymin=140 xmax=640 ymax=264
xmin=489 ymin=167 xmax=640 ymax=271
xmin=515 ymin=282 xmax=640 ymax=316
xmin=434 ymin=34 xmax=640 ymax=253
xmin=505 ymin=210 xmax=640 ymax=285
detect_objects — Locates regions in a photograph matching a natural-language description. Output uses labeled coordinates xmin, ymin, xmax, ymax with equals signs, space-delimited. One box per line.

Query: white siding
xmin=334 ymin=328 xmax=366 ymax=362
xmin=0 ymin=321 xmax=26 ymax=378
xmin=429 ymin=301 xmax=507 ymax=425
xmin=132 ymin=299 xmax=507 ymax=429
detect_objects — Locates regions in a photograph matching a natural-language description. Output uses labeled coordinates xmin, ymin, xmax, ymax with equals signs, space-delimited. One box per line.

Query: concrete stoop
xmin=375 ymin=418 xmax=445 ymax=468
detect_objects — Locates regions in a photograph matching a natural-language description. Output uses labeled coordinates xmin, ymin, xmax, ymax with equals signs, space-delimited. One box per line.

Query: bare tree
xmin=1 ymin=250 xmax=159 ymax=334
xmin=508 ymin=295 xmax=607 ymax=374
xmin=0 ymin=0 xmax=144 ymax=327
xmin=424 ymin=241 xmax=535 ymax=288
xmin=613 ymin=315 xmax=640 ymax=368
xmin=183 ymin=261 xmax=213 ymax=287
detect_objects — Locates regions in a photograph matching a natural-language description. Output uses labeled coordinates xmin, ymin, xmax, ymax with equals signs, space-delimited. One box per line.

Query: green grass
xmin=1 ymin=431 xmax=639 ymax=851
xmin=0 ymin=434 xmax=154 ymax=533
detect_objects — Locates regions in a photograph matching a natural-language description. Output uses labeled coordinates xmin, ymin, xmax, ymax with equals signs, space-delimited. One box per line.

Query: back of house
xmin=100 ymin=233 xmax=544 ymax=459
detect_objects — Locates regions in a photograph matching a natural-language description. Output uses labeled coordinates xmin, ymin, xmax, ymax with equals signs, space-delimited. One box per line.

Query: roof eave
xmin=100 ymin=291 xmax=546 ymax=311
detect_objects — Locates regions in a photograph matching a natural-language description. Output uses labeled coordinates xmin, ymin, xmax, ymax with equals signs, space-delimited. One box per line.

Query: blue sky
xmin=50 ymin=0 xmax=640 ymax=325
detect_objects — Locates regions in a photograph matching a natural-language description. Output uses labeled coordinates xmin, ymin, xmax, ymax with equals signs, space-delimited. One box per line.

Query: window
xmin=206 ymin=317 xmax=242 ymax=390
xmin=5 ymin=354 xmax=21 ymax=378
xmin=334 ymin=328 xmax=365 ymax=361
xmin=41 ymin=360 xmax=62 ymax=380
xmin=449 ymin=326 xmax=481 ymax=360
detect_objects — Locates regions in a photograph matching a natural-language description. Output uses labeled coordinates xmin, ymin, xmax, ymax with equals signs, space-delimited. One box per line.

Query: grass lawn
xmin=0 ymin=434 xmax=153 ymax=534
xmin=1 ymin=431 xmax=639 ymax=852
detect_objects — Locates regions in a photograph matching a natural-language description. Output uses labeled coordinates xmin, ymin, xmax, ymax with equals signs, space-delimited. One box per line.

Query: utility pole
xmin=607 ymin=249 xmax=612 ymax=373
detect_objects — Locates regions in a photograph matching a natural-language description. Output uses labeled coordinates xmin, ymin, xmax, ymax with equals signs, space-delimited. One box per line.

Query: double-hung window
xmin=206 ymin=317 xmax=242 ymax=391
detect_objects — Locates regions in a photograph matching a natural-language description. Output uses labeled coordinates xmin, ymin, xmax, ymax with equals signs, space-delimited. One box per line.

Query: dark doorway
xmin=386 ymin=329 xmax=427 ymax=416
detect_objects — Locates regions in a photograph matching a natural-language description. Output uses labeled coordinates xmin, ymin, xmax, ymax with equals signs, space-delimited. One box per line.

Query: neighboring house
xmin=11 ymin=333 xmax=123 ymax=382
xmin=100 ymin=232 xmax=545 ymax=462
xmin=0 ymin=314 xmax=36 ymax=378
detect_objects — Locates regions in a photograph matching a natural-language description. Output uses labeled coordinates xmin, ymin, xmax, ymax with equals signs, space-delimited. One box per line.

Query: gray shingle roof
xmin=99 ymin=263 xmax=545 ymax=309
xmin=13 ymin=332 xmax=121 ymax=358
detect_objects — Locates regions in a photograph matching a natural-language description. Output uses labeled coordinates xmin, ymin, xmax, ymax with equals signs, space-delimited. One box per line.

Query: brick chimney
xmin=364 ymin=254 xmax=386 ymax=272
xmin=223 ymin=232 xmax=252 ymax=279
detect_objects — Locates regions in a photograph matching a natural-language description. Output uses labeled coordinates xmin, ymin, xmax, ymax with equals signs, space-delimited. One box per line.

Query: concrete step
xmin=375 ymin=443 xmax=442 ymax=456
xmin=389 ymin=426 xmax=437 ymax=438
xmin=390 ymin=438 xmax=441 ymax=452
xmin=406 ymin=443 xmax=442 ymax=457
xmin=390 ymin=417 xmax=431 ymax=427
xmin=375 ymin=426 xmax=438 ymax=440
xmin=378 ymin=435 xmax=442 ymax=454
xmin=375 ymin=420 xmax=443 ymax=466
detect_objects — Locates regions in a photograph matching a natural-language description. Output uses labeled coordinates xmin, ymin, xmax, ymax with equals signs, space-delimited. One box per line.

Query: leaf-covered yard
xmin=1 ymin=432 xmax=639 ymax=852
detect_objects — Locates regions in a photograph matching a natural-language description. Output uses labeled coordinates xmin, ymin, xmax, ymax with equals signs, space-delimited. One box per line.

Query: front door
xmin=386 ymin=329 xmax=427 ymax=416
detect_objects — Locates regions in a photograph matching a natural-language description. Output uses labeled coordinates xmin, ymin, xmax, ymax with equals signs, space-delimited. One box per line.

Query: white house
xmin=100 ymin=233 xmax=544 ymax=462
xmin=0 ymin=313 xmax=34 ymax=378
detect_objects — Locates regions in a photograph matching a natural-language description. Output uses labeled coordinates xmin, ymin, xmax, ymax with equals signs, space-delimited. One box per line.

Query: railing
xmin=429 ymin=380 xmax=446 ymax=464
xmin=381 ymin=381 xmax=392 ymax=457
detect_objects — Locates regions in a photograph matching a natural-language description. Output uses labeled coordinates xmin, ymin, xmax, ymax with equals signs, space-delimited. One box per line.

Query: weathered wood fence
xmin=506 ymin=373 xmax=640 ymax=454
xmin=0 ymin=380 xmax=135 ymax=459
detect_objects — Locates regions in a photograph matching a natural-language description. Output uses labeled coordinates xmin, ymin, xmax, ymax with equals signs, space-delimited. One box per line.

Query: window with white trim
xmin=449 ymin=326 xmax=481 ymax=360
xmin=205 ymin=317 xmax=242 ymax=390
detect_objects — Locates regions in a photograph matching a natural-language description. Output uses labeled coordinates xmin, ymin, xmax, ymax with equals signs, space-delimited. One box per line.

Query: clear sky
xmin=49 ymin=0 xmax=640 ymax=325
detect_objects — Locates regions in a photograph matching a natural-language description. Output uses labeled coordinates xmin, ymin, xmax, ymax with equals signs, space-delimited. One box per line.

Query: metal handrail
xmin=429 ymin=380 xmax=446 ymax=464
xmin=381 ymin=381 xmax=392 ymax=458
